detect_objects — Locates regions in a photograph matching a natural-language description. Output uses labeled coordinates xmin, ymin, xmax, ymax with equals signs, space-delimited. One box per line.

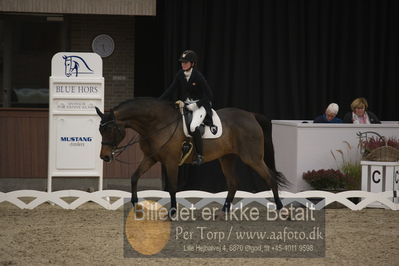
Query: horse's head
xmin=63 ymin=55 xmax=79 ymax=77
xmin=95 ymin=107 xmax=126 ymax=162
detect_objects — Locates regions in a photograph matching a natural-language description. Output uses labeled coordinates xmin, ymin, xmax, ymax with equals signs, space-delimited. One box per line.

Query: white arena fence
xmin=0 ymin=190 xmax=398 ymax=211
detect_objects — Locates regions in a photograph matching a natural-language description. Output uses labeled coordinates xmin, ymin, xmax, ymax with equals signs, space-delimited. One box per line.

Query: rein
xmin=106 ymin=112 xmax=181 ymax=164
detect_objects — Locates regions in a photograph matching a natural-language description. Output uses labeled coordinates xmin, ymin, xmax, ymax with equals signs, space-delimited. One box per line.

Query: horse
xmin=63 ymin=55 xmax=94 ymax=77
xmin=95 ymin=97 xmax=287 ymax=214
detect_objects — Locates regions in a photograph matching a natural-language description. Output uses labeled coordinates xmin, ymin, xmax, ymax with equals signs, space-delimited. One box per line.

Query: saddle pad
xmin=182 ymin=109 xmax=223 ymax=139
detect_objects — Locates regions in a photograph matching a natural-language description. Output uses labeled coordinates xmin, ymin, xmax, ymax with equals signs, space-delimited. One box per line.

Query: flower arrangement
xmin=359 ymin=133 xmax=399 ymax=162
xmin=362 ymin=136 xmax=399 ymax=154
xmin=303 ymin=169 xmax=347 ymax=190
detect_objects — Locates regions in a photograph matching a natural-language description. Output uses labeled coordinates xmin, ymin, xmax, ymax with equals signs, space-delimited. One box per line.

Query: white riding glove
xmin=185 ymin=102 xmax=198 ymax=111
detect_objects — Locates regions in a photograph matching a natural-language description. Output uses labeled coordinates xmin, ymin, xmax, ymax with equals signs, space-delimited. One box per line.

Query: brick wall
xmin=69 ymin=15 xmax=135 ymax=109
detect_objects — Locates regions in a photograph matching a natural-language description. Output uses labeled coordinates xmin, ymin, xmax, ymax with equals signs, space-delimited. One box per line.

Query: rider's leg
xmin=190 ymin=106 xmax=206 ymax=132
xmin=190 ymin=106 xmax=206 ymax=165
xmin=191 ymin=127 xmax=203 ymax=165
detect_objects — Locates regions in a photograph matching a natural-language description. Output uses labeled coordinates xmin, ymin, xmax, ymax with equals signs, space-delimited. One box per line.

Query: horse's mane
xmin=112 ymin=97 xmax=177 ymax=123
xmin=114 ymin=97 xmax=173 ymax=111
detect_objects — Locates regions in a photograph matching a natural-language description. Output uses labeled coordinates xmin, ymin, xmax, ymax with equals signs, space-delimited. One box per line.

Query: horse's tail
xmin=253 ymin=113 xmax=289 ymax=188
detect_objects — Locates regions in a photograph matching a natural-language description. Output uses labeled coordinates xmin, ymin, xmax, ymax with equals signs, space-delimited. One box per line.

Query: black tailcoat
xmin=160 ymin=69 xmax=214 ymax=119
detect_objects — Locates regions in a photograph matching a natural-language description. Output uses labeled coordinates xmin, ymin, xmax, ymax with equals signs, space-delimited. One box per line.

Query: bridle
xmin=100 ymin=119 xmax=125 ymax=148
xmin=99 ymin=112 xmax=181 ymax=163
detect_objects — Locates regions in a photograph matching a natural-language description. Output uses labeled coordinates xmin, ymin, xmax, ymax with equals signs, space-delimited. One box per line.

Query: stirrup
xmin=192 ymin=154 xmax=204 ymax=165
xmin=179 ymin=141 xmax=193 ymax=166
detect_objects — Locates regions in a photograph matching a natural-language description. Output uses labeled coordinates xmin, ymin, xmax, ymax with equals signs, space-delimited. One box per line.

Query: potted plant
xmin=303 ymin=169 xmax=348 ymax=208
xmin=331 ymin=141 xmax=362 ymax=190
xmin=303 ymin=169 xmax=347 ymax=191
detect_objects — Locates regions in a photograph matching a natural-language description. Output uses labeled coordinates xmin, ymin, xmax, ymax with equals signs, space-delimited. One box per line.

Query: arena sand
xmin=0 ymin=202 xmax=398 ymax=266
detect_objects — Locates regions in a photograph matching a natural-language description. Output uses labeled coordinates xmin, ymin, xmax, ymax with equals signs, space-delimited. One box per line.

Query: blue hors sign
xmin=48 ymin=52 xmax=104 ymax=192
xmin=52 ymin=52 xmax=102 ymax=78
xmin=55 ymin=84 xmax=100 ymax=94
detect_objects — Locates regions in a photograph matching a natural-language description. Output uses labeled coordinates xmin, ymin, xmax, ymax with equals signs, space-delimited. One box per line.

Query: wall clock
xmin=91 ymin=34 xmax=115 ymax=58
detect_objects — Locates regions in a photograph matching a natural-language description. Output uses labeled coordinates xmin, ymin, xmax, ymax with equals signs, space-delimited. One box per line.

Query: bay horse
xmin=96 ymin=97 xmax=287 ymax=213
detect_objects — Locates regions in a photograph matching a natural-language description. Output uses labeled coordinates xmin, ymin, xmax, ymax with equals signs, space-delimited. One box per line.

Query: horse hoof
xmin=131 ymin=198 xmax=138 ymax=207
xmin=168 ymin=208 xmax=177 ymax=220
xmin=216 ymin=211 xmax=226 ymax=221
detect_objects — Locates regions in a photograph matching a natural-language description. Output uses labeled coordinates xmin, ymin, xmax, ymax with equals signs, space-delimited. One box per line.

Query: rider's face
xmin=181 ymin=61 xmax=193 ymax=71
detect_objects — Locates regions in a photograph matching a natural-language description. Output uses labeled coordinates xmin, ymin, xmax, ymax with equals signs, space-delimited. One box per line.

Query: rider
xmin=159 ymin=50 xmax=214 ymax=165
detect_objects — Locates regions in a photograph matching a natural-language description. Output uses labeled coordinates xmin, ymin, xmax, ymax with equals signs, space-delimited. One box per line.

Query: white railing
xmin=0 ymin=190 xmax=397 ymax=210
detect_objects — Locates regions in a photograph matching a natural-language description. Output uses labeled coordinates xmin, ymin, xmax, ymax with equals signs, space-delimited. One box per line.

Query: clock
xmin=91 ymin=34 xmax=115 ymax=58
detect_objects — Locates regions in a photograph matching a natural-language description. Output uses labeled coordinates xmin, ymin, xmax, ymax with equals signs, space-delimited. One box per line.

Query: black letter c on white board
xmin=372 ymin=170 xmax=381 ymax=184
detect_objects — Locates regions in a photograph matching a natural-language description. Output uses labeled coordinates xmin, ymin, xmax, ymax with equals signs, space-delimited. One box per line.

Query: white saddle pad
xmin=182 ymin=109 xmax=223 ymax=139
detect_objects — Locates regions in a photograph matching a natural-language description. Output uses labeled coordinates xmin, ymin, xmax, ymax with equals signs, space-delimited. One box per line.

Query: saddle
xmin=180 ymin=107 xmax=223 ymax=139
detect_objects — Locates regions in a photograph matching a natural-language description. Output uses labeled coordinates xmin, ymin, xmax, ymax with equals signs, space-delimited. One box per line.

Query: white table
xmin=272 ymin=120 xmax=399 ymax=192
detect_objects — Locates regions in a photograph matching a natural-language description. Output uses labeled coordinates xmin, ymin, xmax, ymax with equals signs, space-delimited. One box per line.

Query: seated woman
xmin=314 ymin=103 xmax=342 ymax=123
xmin=343 ymin=97 xmax=381 ymax=124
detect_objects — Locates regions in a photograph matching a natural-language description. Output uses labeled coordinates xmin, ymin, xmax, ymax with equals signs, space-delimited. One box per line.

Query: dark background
xmin=134 ymin=0 xmax=399 ymax=192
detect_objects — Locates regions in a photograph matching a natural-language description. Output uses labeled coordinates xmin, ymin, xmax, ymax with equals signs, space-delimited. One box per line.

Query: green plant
xmin=331 ymin=141 xmax=362 ymax=190
xmin=303 ymin=169 xmax=346 ymax=190
xmin=341 ymin=163 xmax=361 ymax=190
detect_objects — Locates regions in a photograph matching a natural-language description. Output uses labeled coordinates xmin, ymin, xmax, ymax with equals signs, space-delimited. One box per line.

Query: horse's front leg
xmin=130 ymin=157 xmax=156 ymax=206
xmin=165 ymin=164 xmax=178 ymax=217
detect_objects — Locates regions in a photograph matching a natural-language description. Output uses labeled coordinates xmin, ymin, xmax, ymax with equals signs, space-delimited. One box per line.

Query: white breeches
xmin=190 ymin=106 xmax=206 ymax=132
xmin=185 ymin=99 xmax=206 ymax=132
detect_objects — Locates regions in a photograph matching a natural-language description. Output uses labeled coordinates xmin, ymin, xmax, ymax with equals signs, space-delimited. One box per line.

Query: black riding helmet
xmin=178 ymin=50 xmax=198 ymax=64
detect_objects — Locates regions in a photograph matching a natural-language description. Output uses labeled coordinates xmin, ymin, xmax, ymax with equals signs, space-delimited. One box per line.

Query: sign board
xmin=361 ymin=160 xmax=399 ymax=208
xmin=48 ymin=52 xmax=104 ymax=192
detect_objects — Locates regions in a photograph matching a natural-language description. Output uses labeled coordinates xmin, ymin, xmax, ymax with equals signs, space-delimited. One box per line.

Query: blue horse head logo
xmin=63 ymin=55 xmax=94 ymax=77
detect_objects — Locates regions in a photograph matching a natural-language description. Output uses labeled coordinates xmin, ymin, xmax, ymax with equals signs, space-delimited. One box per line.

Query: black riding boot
xmin=192 ymin=127 xmax=204 ymax=165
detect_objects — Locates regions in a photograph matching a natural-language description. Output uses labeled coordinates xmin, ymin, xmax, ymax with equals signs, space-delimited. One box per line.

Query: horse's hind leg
xmin=219 ymin=154 xmax=239 ymax=212
xmin=242 ymin=158 xmax=283 ymax=210
xmin=130 ymin=157 xmax=156 ymax=206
